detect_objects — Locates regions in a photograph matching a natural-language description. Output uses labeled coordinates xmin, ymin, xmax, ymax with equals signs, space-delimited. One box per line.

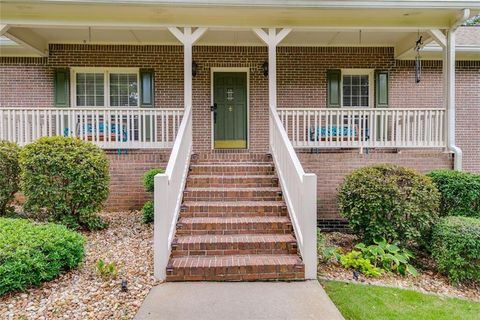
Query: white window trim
xmin=70 ymin=67 xmax=140 ymax=108
xmin=340 ymin=68 xmax=374 ymax=108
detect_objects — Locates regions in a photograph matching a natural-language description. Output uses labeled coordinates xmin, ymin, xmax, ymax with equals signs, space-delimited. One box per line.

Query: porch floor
xmin=134 ymin=281 xmax=343 ymax=320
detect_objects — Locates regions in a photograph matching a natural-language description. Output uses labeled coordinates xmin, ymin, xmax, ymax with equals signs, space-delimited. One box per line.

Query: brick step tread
xmin=175 ymin=234 xmax=296 ymax=245
xmin=188 ymin=175 xmax=276 ymax=180
xmin=168 ymin=254 xmax=303 ymax=268
xmin=185 ymin=187 xmax=281 ymax=192
xmin=191 ymin=163 xmax=274 ymax=168
xmin=183 ymin=187 xmax=282 ymax=201
xmin=183 ymin=201 xmax=286 ymax=207
xmin=176 ymin=216 xmax=293 ymax=235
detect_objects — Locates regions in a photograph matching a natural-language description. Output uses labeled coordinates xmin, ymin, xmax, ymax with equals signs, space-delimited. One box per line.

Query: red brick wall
xmin=1 ymin=45 xmax=478 ymax=213
xmin=105 ymin=149 xmax=170 ymax=211
xmin=298 ymin=150 xmax=453 ymax=219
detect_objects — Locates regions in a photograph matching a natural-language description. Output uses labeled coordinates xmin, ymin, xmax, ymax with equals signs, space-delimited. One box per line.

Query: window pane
xmin=110 ymin=73 xmax=138 ymax=107
xmin=342 ymin=73 xmax=370 ymax=108
xmin=76 ymin=72 xmax=104 ymax=106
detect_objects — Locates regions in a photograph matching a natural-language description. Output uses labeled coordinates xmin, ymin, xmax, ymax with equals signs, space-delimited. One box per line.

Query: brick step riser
xmin=186 ymin=177 xmax=278 ymax=188
xmin=176 ymin=221 xmax=293 ymax=236
xmin=192 ymin=154 xmax=273 ymax=164
xmin=190 ymin=167 xmax=275 ymax=175
xmin=180 ymin=211 xmax=288 ymax=218
xmin=166 ymin=267 xmax=304 ymax=282
xmin=181 ymin=206 xmax=288 ymax=215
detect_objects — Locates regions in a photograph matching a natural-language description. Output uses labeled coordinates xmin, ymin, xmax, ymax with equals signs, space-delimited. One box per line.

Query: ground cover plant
xmin=0 ymin=218 xmax=85 ymax=296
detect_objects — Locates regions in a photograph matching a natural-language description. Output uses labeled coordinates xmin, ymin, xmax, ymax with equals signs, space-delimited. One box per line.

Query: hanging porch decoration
xmin=414 ymin=35 xmax=423 ymax=83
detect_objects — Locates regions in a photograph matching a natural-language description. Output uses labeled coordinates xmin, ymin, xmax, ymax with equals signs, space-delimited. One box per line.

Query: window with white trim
xmin=341 ymin=69 xmax=374 ymax=108
xmin=71 ymin=68 xmax=139 ymax=107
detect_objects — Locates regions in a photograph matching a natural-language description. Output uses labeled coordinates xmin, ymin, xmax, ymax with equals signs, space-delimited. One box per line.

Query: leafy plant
xmin=355 ymin=240 xmax=418 ymax=276
xmin=340 ymin=251 xmax=382 ymax=277
xmin=432 ymin=216 xmax=480 ymax=283
xmin=338 ymin=164 xmax=440 ymax=246
xmin=95 ymin=259 xmax=118 ymax=280
xmin=0 ymin=218 xmax=85 ymax=296
xmin=142 ymin=200 xmax=154 ymax=224
xmin=143 ymin=168 xmax=165 ymax=193
xmin=0 ymin=141 xmax=20 ymax=216
xmin=19 ymin=136 xmax=110 ymax=230
xmin=322 ymin=247 xmax=343 ymax=263
xmin=427 ymin=170 xmax=480 ymax=219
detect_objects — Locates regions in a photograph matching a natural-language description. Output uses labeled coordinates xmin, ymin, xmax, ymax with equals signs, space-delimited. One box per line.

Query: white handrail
xmin=269 ymin=105 xmax=317 ymax=279
xmin=278 ymin=107 xmax=446 ymax=150
xmin=0 ymin=107 xmax=183 ymax=149
xmin=153 ymin=105 xmax=192 ymax=281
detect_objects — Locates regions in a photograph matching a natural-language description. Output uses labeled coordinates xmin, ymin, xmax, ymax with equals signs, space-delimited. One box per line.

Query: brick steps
xmin=180 ymin=201 xmax=288 ymax=217
xmin=176 ymin=216 xmax=293 ymax=235
xmin=186 ymin=175 xmax=279 ymax=188
xmin=166 ymin=254 xmax=305 ymax=281
xmin=166 ymin=153 xmax=304 ymax=282
xmin=171 ymin=234 xmax=297 ymax=256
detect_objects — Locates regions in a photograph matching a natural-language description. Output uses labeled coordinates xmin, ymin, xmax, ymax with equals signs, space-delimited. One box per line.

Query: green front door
xmin=213 ymin=72 xmax=248 ymax=149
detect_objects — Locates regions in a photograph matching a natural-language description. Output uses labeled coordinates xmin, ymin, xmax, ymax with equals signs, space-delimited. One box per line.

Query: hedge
xmin=338 ymin=164 xmax=440 ymax=245
xmin=431 ymin=216 xmax=480 ymax=283
xmin=19 ymin=136 xmax=110 ymax=230
xmin=427 ymin=170 xmax=480 ymax=218
xmin=0 ymin=141 xmax=20 ymax=216
xmin=0 ymin=218 xmax=85 ymax=296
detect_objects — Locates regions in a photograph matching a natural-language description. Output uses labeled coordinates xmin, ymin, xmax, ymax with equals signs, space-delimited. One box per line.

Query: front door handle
xmin=211 ymin=103 xmax=217 ymax=124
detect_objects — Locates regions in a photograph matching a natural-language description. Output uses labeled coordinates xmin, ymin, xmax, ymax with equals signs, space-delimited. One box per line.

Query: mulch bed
xmin=318 ymin=232 xmax=480 ymax=302
xmin=0 ymin=211 xmax=158 ymax=320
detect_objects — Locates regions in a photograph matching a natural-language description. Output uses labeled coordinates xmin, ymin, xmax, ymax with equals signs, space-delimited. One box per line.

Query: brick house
xmin=1 ymin=1 xmax=479 ymax=281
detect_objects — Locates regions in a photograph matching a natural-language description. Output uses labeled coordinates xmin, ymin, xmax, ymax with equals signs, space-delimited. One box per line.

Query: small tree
xmin=0 ymin=141 xmax=21 ymax=216
xmin=338 ymin=164 xmax=440 ymax=246
xmin=20 ymin=137 xmax=110 ymax=230
xmin=142 ymin=168 xmax=164 ymax=223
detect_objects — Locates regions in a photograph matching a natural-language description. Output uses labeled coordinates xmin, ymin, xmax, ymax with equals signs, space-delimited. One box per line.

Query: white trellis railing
xmin=278 ymin=108 xmax=446 ymax=150
xmin=269 ymin=105 xmax=317 ymax=279
xmin=0 ymin=107 xmax=184 ymax=149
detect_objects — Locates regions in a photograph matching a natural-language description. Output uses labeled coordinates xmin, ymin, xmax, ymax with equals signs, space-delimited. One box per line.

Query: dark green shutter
xmin=375 ymin=71 xmax=389 ymax=108
xmin=327 ymin=69 xmax=341 ymax=108
xmin=140 ymin=69 xmax=154 ymax=108
xmin=54 ymin=69 xmax=70 ymax=107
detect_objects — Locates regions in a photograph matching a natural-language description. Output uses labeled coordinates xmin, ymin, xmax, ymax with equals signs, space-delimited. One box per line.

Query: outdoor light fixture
xmin=262 ymin=61 xmax=268 ymax=77
xmin=192 ymin=61 xmax=198 ymax=77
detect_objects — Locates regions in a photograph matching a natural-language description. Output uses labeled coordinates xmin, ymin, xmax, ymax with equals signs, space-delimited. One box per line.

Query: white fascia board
xmin=12 ymin=1 xmax=480 ymax=10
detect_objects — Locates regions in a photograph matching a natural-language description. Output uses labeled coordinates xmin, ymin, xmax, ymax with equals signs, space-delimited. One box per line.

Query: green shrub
xmin=427 ymin=170 xmax=480 ymax=218
xmin=338 ymin=164 xmax=440 ymax=246
xmin=0 ymin=218 xmax=85 ymax=295
xmin=355 ymin=240 xmax=417 ymax=276
xmin=432 ymin=216 xmax=480 ymax=283
xmin=19 ymin=136 xmax=109 ymax=230
xmin=0 ymin=141 xmax=21 ymax=216
xmin=340 ymin=251 xmax=382 ymax=277
xmin=142 ymin=200 xmax=154 ymax=224
xmin=95 ymin=259 xmax=118 ymax=280
xmin=143 ymin=168 xmax=165 ymax=193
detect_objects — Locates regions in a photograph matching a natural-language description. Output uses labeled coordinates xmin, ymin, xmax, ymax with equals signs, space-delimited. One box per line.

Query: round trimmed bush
xmin=432 ymin=216 xmax=480 ymax=283
xmin=142 ymin=200 xmax=154 ymax=224
xmin=338 ymin=164 xmax=440 ymax=245
xmin=427 ymin=170 xmax=480 ymax=218
xmin=0 ymin=218 xmax=85 ymax=296
xmin=20 ymin=136 xmax=110 ymax=230
xmin=0 ymin=141 xmax=20 ymax=216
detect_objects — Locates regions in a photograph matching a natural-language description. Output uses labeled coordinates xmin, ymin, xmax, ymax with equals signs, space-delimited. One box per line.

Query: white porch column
xmin=168 ymin=27 xmax=207 ymax=109
xmin=444 ymin=9 xmax=469 ymax=171
xmin=253 ymin=28 xmax=291 ymax=109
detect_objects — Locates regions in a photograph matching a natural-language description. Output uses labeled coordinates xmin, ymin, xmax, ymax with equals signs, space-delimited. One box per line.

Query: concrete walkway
xmin=135 ymin=281 xmax=344 ymax=320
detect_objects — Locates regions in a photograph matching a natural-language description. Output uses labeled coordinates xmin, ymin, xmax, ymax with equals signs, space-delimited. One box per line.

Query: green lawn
xmin=322 ymin=280 xmax=480 ymax=320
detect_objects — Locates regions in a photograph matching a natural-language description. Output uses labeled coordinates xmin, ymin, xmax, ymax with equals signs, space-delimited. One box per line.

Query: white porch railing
xmin=278 ymin=108 xmax=446 ymax=150
xmin=0 ymin=107 xmax=183 ymax=149
xmin=153 ymin=105 xmax=192 ymax=281
xmin=269 ymin=105 xmax=317 ymax=279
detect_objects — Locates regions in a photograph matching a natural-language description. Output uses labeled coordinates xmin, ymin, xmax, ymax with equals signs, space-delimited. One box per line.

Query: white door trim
xmin=210 ymin=67 xmax=250 ymax=150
